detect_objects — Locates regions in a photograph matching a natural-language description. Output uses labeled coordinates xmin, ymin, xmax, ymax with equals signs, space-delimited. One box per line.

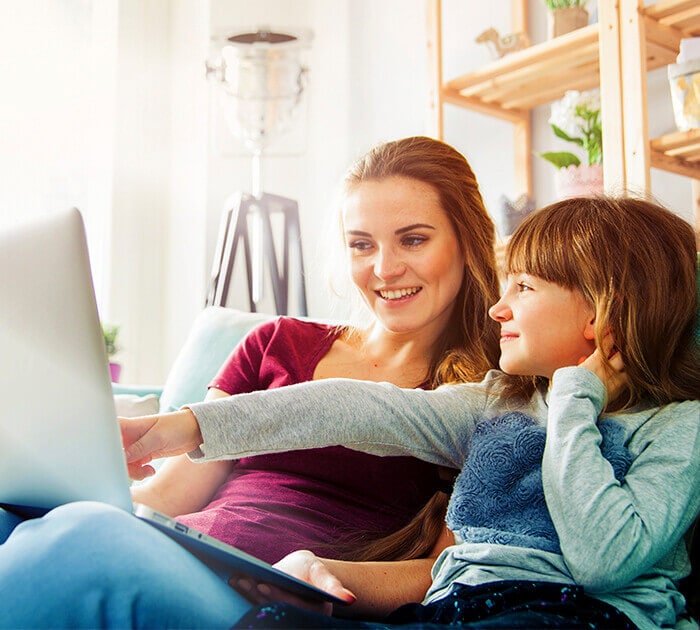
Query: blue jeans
xmin=0 ymin=502 xmax=253 ymax=629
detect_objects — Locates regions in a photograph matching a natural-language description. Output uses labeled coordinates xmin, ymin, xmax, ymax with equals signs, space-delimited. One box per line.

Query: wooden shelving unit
xmin=441 ymin=23 xmax=676 ymax=114
xmin=427 ymin=0 xmax=700 ymax=237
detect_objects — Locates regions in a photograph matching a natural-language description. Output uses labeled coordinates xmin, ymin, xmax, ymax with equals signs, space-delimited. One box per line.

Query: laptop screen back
xmin=0 ymin=209 xmax=132 ymax=512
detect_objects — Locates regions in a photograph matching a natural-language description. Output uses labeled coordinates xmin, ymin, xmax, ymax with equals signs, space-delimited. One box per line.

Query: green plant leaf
xmin=543 ymin=0 xmax=588 ymax=8
xmin=102 ymin=323 xmax=120 ymax=358
xmin=538 ymin=151 xmax=581 ymax=169
xmin=551 ymin=123 xmax=584 ymax=147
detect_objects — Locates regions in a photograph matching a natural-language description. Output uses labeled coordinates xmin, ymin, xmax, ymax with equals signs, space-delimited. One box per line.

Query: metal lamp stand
xmin=205 ymin=28 xmax=311 ymax=316
xmin=205 ymin=190 xmax=307 ymax=315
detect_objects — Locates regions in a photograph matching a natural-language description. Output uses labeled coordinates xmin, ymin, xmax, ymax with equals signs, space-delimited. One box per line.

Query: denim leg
xmin=0 ymin=507 xmax=23 ymax=543
xmin=0 ymin=501 xmax=253 ymax=629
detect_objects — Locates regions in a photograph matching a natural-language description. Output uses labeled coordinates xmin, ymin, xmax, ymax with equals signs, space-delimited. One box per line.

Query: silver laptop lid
xmin=0 ymin=208 xmax=132 ymax=512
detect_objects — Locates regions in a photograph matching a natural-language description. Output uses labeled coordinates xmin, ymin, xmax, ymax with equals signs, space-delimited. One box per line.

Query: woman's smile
xmin=376 ymin=286 xmax=422 ymax=302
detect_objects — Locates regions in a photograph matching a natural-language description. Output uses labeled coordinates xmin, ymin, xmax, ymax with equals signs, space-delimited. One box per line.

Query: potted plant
xmin=539 ymin=89 xmax=603 ymax=199
xmin=102 ymin=323 xmax=122 ymax=383
xmin=544 ymin=0 xmax=590 ymax=39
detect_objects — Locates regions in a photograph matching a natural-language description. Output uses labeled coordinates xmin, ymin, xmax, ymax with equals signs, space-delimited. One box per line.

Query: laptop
xmin=0 ymin=208 xmax=344 ymax=605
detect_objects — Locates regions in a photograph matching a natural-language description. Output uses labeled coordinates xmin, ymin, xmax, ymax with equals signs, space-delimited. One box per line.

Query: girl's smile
xmin=489 ymin=273 xmax=596 ymax=379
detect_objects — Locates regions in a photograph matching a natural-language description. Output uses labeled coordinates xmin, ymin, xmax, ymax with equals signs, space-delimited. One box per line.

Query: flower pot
xmin=548 ymin=7 xmax=589 ymax=39
xmin=554 ymin=163 xmax=603 ymax=199
xmin=109 ymin=361 xmax=122 ymax=383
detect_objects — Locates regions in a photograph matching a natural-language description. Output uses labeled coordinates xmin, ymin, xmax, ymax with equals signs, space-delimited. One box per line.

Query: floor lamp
xmin=205 ymin=29 xmax=311 ymax=316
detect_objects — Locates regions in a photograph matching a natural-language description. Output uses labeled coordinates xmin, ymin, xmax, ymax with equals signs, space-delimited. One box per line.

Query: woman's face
xmin=342 ymin=176 xmax=465 ymax=336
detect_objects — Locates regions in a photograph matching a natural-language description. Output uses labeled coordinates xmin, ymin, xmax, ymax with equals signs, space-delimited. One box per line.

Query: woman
xmin=127 ymin=135 xmax=500 ymax=564
xmin=0 ymin=136 xmax=503 ymax=628
xmin=121 ymin=196 xmax=699 ymax=629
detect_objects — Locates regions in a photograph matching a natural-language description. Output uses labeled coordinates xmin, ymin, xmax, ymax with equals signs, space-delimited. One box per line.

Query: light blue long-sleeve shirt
xmin=188 ymin=367 xmax=700 ymax=629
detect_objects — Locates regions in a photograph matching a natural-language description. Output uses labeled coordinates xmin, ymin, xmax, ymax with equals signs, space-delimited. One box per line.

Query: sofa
xmin=112 ymin=307 xmax=276 ymax=417
xmin=112 ymin=257 xmax=699 ymax=621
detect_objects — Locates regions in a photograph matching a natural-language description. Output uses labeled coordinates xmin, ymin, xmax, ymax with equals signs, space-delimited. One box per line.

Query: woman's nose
xmin=488 ymin=298 xmax=511 ymax=322
xmin=373 ymin=249 xmax=405 ymax=279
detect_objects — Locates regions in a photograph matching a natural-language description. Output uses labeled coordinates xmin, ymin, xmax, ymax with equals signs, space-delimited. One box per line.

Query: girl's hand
xmin=119 ymin=409 xmax=203 ymax=480
xmin=579 ymin=337 xmax=627 ymax=404
xmin=229 ymin=550 xmax=356 ymax=615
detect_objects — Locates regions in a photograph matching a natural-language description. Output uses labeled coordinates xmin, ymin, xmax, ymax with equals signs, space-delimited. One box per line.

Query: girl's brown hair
xmin=504 ymin=195 xmax=700 ymax=407
xmin=336 ymin=137 xmax=501 ymax=561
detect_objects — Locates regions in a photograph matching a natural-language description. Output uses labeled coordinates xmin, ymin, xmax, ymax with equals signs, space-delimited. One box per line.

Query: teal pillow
xmin=158 ymin=307 xmax=275 ymax=413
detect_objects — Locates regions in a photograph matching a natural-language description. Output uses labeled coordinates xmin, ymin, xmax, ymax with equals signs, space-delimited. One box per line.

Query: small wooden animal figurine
xmin=475 ymin=28 xmax=530 ymax=59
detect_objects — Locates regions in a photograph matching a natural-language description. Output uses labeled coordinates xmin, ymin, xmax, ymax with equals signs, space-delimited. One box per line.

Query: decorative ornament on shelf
xmin=667 ymin=37 xmax=700 ymax=132
xmin=102 ymin=322 xmax=122 ymax=383
xmin=544 ymin=0 xmax=590 ymax=39
xmin=475 ymin=28 xmax=530 ymax=59
xmin=539 ymin=89 xmax=603 ymax=199
xmin=495 ymin=194 xmax=537 ymax=238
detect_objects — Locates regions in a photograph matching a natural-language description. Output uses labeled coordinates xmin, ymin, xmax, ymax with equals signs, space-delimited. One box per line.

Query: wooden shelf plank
xmin=649 ymin=129 xmax=700 ymax=178
xmin=445 ymin=25 xmax=598 ymax=94
xmin=650 ymin=150 xmax=700 ymax=179
xmin=650 ymin=128 xmax=700 ymax=152
xmin=643 ymin=0 xmax=700 ymax=35
xmin=644 ymin=0 xmax=700 ymax=22
xmin=441 ymin=89 xmax=528 ymax=124
xmin=442 ymin=9 xmax=686 ymax=117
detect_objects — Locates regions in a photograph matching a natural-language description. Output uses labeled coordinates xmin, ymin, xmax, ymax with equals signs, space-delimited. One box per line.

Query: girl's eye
xmin=517 ymin=282 xmax=533 ymax=292
xmin=402 ymin=235 xmax=428 ymax=248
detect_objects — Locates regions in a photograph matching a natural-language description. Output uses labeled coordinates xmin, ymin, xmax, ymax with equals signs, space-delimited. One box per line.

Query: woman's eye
xmin=348 ymin=240 xmax=372 ymax=252
xmin=402 ymin=235 xmax=428 ymax=248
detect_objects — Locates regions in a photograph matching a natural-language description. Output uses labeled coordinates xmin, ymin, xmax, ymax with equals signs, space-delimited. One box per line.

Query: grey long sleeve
xmin=187 ymin=370 xmax=540 ymax=469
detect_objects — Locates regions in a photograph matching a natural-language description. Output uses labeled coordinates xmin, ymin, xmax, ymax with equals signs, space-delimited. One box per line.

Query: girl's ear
xmin=582 ymin=312 xmax=596 ymax=341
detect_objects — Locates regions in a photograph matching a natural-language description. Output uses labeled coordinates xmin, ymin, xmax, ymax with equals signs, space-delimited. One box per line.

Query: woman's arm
xmin=241 ymin=529 xmax=455 ymax=620
xmin=130 ymin=388 xmax=234 ymax=515
xmin=296 ymin=554 xmax=436 ymax=619
xmin=123 ymin=322 xmax=275 ymax=484
xmin=131 ymin=456 xmax=233 ymax=515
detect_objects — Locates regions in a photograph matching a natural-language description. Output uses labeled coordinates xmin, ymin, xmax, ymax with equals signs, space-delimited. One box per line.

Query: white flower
xmin=549 ymin=89 xmax=600 ymax=136
xmin=541 ymin=88 xmax=603 ymax=168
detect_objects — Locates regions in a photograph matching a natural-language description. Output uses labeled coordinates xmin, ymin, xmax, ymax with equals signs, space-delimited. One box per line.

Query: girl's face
xmin=489 ymin=273 xmax=596 ymax=379
xmin=342 ymin=176 xmax=465 ymax=336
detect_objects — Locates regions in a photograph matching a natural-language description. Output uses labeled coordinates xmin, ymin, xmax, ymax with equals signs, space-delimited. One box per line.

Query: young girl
xmin=121 ymin=195 xmax=700 ymax=630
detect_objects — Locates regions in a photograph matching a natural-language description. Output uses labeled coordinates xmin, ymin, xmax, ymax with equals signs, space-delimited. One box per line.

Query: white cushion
xmin=113 ymin=393 xmax=160 ymax=418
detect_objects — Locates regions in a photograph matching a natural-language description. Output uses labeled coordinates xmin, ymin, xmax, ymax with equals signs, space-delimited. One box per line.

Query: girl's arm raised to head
xmin=542 ymin=366 xmax=700 ymax=591
xmin=186 ymin=375 xmax=513 ymax=470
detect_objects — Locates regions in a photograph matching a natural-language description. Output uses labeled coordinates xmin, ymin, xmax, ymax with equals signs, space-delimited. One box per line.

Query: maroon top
xmin=176 ymin=317 xmax=442 ymax=563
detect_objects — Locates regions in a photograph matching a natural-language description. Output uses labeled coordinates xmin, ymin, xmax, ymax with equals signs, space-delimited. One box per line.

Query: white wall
xmin=1 ymin=0 xmax=694 ymax=384
xmin=204 ymin=0 xmax=430 ymax=321
xmin=0 ymin=0 xmax=118 ymax=305
xmin=107 ymin=0 xmax=209 ymax=384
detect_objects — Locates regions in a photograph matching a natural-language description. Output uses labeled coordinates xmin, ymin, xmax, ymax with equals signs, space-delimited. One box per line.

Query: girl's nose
xmin=488 ymin=298 xmax=511 ymax=322
xmin=373 ymin=249 xmax=405 ymax=279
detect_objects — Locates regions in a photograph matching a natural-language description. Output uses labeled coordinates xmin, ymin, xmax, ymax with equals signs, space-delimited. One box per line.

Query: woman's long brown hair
xmin=334 ymin=137 xmax=501 ymax=561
